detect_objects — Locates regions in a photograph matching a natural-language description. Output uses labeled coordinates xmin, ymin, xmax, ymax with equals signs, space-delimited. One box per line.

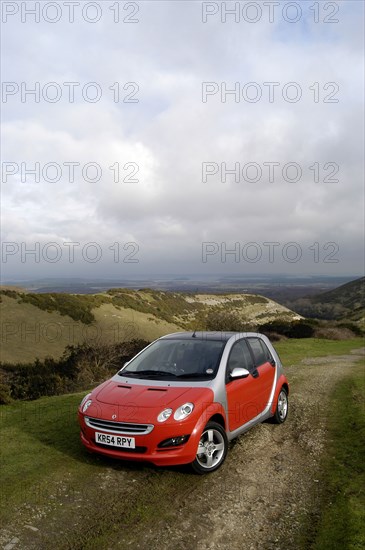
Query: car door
xmin=225 ymin=339 xmax=261 ymax=431
xmin=246 ymin=337 xmax=276 ymax=412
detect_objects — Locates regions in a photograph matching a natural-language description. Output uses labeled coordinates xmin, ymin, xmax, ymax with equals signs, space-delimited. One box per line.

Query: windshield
xmin=119 ymin=338 xmax=226 ymax=380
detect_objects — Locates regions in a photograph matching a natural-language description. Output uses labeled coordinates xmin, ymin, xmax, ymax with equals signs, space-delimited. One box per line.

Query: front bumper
xmin=78 ymin=412 xmax=202 ymax=466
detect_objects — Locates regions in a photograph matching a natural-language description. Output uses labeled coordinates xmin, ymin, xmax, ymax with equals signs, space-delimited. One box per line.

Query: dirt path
xmin=128 ymin=348 xmax=364 ymax=550
xmin=2 ymin=348 xmax=364 ymax=550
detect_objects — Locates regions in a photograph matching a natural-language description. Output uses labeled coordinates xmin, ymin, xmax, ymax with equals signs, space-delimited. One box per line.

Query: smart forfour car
xmin=78 ymin=332 xmax=289 ymax=474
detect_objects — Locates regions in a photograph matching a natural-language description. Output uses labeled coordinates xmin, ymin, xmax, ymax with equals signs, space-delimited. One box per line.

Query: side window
xmin=247 ymin=338 xmax=272 ymax=367
xmin=226 ymin=339 xmax=255 ymax=380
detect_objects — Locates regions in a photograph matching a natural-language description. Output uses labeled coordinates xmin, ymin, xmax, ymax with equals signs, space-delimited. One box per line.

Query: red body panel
xmin=226 ymin=374 xmax=260 ymax=430
xmin=78 ymin=385 xmax=227 ymax=466
xmin=226 ymin=360 xmax=276 ymax=430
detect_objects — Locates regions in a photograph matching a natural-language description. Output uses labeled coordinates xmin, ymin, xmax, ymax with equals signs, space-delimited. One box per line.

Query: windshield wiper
xmin=119 ymin=369 xmax=177 ymax=378
xmin=177 ymin=372 xmax=212 ymax=379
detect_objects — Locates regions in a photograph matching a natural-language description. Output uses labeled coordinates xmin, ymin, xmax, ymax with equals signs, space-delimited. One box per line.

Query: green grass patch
xmin=275 ymin=338 xmax=363 ymax=366
xmin=311 ymin=364 xmax=365 ymax=549
xmin=0 ymin=391 xmax=201 ymax=548
xmin=294 ymin=362 xmax=365 ymax=549
xmin=0 ymin=392 xmax=91 ymax=522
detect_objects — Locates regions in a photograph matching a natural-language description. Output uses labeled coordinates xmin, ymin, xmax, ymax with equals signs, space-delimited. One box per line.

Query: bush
xmin=19 ymin=293 xmax=109 ymax=324
xmin=314 ymin=327 xmax=358 ymax=340
xmin=0 ymin=339 xmax=149 ymax=402
xmin=259 ymin=320 xmax=315 ymax=339
xmin=0 ymin=289 xmax=18 ymax=300
xmin=0 ymin=382 xmax=12 ymax=404
xmin=262 ymin=332 xmax=286 ymax=342
xmin=337 ymin=322 xmax=364 ymax=337
xmin=205 ymin=310 xmax=256 ymax=332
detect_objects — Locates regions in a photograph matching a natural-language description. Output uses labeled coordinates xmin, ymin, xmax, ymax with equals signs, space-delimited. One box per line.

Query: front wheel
xmin=191 ymin=421 xmax=228 ymax=474
xmin=273 ymin=387 xmax=288 ymax=424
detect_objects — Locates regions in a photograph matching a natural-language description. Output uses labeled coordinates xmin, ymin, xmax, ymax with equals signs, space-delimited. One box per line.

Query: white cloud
xmin=1 ymin=0 xmax=364 ymax=278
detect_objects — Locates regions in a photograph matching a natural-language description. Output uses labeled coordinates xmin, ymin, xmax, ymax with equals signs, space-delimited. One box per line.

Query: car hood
xmin=85 ymin=380 xmax=214 ymax=424
xmin=95 ymin=379 xmax=208 ymax=407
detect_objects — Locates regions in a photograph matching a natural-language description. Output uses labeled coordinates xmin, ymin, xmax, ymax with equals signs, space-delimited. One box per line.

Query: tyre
xmin=191 ymin=421 xmax=228 ymax=474
xmin=272 ymin=387 xmax=288 ymax=424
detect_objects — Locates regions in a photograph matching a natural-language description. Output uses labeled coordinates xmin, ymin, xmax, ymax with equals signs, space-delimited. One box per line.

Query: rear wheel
xmin=273 ymin=387 xmax=288 ymax=424
xmin=191 ymin=421 xmax=228 ymax=474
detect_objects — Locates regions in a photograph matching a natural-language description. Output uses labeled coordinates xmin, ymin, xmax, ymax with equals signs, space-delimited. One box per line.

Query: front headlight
xmin=173 ymin=403 xmax=194 ymax=421
xmin=80 ymin=393 xmax=92 ymax=413
xmin=157 ymin=408 xmax=173 ymax=422
xmin=80 ymin=393 xmax=91 ymax=408
xmin=82 ymin=399 xmax=92 ymax=413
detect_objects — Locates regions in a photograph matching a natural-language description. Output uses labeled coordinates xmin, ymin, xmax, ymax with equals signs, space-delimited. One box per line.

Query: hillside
xmin=285 ymin=277 xmax=365 ymax=325
xmin=0 ymin=288 xmax=300 ymax=363
xmin=312 ymin=276 xmax=364 ymax=309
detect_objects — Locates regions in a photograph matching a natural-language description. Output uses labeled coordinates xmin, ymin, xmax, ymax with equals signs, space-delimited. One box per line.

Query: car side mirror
xmin=230 ymin=367 xmax=250 ymax=379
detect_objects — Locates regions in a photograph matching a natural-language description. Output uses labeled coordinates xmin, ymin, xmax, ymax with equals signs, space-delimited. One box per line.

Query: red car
xmin=78 ymin=332 xmax=289 ymax=473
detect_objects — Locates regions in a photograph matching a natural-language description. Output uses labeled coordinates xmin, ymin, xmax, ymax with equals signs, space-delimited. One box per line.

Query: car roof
xmin=160 ymin=331 xmax=262 ymax=342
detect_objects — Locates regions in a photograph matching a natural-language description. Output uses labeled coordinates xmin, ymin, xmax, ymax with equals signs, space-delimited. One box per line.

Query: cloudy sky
xmin=1 ymin=0 xmax=364 ymax=279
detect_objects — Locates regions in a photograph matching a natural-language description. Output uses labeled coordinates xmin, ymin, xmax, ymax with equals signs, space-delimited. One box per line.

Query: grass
xmin=297 ymin=362 xmax=365 ymax=549
xmin=0 ymin=392 xmax=91 ymax=522
xmin=0 ymin=392 xmax=200 ymax=548
xmin=275 ymin=338 xmax=363 ymax=366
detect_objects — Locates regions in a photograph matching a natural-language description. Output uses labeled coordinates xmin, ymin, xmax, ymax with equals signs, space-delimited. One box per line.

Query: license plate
xmin=95 ymin=432 xmax=135 ymax=449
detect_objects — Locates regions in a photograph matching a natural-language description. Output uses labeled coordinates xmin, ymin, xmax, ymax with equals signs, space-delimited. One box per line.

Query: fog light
xmin=158 ymin=435 xmax=190 ymax=448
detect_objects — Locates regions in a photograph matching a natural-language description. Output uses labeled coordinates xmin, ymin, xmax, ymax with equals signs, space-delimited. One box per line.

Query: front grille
xmin=85 ymin=417 xmax=154 ymax=435
xmin=95 ymin=441 xmax=148 ymax=454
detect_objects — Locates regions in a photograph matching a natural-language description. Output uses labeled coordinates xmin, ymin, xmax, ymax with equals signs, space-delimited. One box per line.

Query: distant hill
xmin=0 ymin=288 xmax=300 ymax=363
xmin=285 ymin=277 xmax=364 ymax=325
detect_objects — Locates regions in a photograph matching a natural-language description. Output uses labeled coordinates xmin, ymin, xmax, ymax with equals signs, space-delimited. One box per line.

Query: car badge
xmin=112 ymin=414 xmax=117 ymax=420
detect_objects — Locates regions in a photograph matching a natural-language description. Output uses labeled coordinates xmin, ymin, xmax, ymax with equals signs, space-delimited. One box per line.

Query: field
xmin=0 ymin=289 xmax=300 ymax=363
xmin=0 ymin=338 xmax=364 ymax=549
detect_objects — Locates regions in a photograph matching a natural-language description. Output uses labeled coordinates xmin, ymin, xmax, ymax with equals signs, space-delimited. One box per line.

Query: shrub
xmin=337 ymin=322 xmax=364 ymax=337
xmin=205 ymin=310 xmax=256 ymax=332
xmin=19 ymin=293 xmax=109 ymax=324
xmin=259 ymin=320 xmax=315 ymax=339
xmin=0 ymin=382 xmax=12 ymax=404
xmin=0 ymin=289 xmax=18 ymax=299
xmin=314 ymin=327 xmax=358 ymax=340
xmin=0 ymin=339 xmax=149 ymax=402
